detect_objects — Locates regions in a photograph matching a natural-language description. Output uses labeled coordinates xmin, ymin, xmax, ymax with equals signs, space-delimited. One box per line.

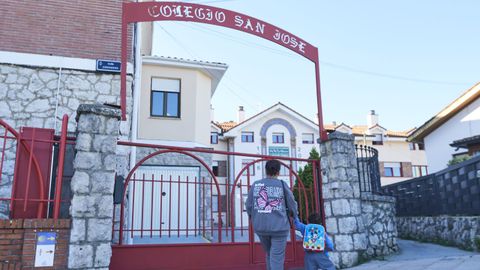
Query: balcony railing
xmin=355 ymin=144 xmax=382 ymax=194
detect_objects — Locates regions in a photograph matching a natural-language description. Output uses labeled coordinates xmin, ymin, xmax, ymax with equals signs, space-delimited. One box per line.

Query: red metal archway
xmin=120 ymin=1 xmax=327 ymax=141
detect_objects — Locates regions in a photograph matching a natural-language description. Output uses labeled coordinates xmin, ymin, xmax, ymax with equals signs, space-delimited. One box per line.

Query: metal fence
xmin=383 ymin=155 xmax=480 ymax=216
xmin=0 ymin=115 xmax=72 ymax=219
xmin=112 ymin=140 xmax=323 ymax=245
xmin=355 ymin=144 xmax=382 ymax=194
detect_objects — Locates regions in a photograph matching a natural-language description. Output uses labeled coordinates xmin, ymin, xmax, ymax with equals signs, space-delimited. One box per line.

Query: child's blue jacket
xmin=294 ymin=217 xmax=334 ymax=254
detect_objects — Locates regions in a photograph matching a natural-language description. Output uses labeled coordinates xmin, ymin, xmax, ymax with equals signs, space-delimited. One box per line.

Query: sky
xmin=152 ymin=0 xmax=480 ymax=131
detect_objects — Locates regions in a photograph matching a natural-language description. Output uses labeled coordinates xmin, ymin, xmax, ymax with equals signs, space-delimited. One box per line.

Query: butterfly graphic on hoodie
xmin=256 ymin=186 xmax=283 ymax=212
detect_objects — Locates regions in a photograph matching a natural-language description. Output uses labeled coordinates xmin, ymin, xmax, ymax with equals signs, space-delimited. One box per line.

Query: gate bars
xmin=0 ymin=115 xmax=72 ymax=219
xmin=113 ymin=140 xmax=323 ymax=245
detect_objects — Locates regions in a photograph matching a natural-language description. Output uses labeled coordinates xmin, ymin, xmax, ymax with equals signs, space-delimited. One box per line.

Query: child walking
xmin=294 ymin=213 xmax=336 ymax=270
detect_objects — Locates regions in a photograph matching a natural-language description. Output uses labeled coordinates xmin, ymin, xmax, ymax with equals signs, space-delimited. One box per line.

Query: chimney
xmin=237 ymin=106 xmax=245 ymax=123
xmin=210 ymin=105 xmax=215 ymax=122
xmin=367 ymin=110 xmax=379 ymax=127
xmin=332 ymin=121 xmax=337 ymax=126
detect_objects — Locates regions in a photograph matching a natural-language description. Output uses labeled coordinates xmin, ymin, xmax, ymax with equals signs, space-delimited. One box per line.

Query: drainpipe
xmin=53 ymin=67 xmax=63 ymax=133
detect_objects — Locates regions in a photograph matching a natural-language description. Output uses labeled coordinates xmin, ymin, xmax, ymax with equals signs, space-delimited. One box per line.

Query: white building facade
xmin=409 ymin=82 xmax=480 ymax=173
xmin=211 ymin=103 xmax=321 ymax=226
xmin=326 ymin=110 xmax=428 ymax=186
xmin=213 ymin=103 xmax=321 ymax=182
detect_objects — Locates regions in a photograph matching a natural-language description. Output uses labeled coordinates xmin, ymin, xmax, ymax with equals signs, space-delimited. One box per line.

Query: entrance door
xmin=129 ymin=166 xmax=200 ymax=244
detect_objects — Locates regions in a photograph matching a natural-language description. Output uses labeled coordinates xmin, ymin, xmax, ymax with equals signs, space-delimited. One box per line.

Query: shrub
xmin=447 ymin=155 xmax=471 ymax=166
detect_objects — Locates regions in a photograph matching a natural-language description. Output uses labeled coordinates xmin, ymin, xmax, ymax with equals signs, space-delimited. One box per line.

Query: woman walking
xmin=245 ymin=159 xmax=298 ymax=270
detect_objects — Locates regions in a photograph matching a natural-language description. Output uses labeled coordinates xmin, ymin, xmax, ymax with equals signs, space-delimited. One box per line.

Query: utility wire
xmin=178 ymin=24 xmax=270 ymax=103
xmin=175 ymin=22 xmax=470 ymax=86
xmin=158 ymin=25 xmax=261 ymax=113
xmin=319 ymin=61 xmax=470 ymax=86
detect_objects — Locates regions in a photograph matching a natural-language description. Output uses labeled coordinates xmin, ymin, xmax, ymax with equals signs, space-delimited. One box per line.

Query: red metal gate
xmin=0 ymin=115 xmax=71 ymax=219
xmin=111 ymin=141 xmax=323 ymax=270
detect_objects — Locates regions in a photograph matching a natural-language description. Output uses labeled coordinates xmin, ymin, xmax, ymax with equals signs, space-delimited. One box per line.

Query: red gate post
xmin=53 ymin=114 xmax=68 ymax=219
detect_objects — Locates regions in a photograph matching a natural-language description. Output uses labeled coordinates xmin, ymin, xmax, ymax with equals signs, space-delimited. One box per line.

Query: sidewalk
xmin=345 ymin=239 xmax=480 ymax=270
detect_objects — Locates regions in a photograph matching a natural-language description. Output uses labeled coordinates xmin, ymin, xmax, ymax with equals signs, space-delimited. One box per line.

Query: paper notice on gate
xmin=34 ymin=232 xmax=56 ymax=267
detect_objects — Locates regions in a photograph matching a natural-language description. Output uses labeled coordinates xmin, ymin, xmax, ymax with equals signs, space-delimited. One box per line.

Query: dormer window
xmin=372 ymin=134 xmax=383 ymax=145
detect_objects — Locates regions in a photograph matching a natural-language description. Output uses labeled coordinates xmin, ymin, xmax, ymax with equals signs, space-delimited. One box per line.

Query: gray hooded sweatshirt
xmin=245 ymin=178 xmax=298 ymax=236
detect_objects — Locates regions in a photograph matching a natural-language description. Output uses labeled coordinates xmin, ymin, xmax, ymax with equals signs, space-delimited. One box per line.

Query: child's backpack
xmin=303 ymin=224 xmax=325 ymax=251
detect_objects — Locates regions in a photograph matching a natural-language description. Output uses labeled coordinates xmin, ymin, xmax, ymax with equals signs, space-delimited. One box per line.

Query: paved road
xmin=345 ymin=239 xmax=480 ymax=270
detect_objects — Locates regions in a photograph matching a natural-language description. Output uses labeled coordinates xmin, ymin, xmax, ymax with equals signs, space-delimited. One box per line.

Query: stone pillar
xmin=68 ymin=104 xmax=120 ymax=269
xmin=320 ymin=132 xmax=367 ymax=268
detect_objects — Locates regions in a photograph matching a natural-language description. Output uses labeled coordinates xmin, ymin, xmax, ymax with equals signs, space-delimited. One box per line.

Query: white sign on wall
xmin=34 ymin=232 xmax=56 ymax=267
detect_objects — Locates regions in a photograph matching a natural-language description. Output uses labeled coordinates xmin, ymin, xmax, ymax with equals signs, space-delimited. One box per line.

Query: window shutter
xmin=217 ymin=161 xmax=227 ymax=177
xmin=379 ymin=162 xmax=385 ymax=177
xmin=401 ymin=162 xmax=412 ymax=177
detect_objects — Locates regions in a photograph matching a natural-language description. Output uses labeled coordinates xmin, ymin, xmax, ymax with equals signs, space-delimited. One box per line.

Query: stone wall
xmin=0 ymin=63 xmax=132 ymax=132
xmin=397 ymin=216 xmax=480 ymax=251
xmin=0 ymin=63 xmax=133 ymax=219
xmin=320 ymin=132 xmax=367 ymax=268
xmin=320 ymin=132 xmax=398 ymax=268
xmin=68 ymin=104 xmax=121 ymax=269
xmin=361 ymin=192 xmax=398 ymax=258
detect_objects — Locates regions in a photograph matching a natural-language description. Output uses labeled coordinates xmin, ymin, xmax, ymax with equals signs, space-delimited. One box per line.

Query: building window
xmin=272 ymin=133 xmax=284 ymax=144
xmin=409 ymin=143 xmax=416 ymax=150
xmin=151 ymin=78 xmax=180 ymax=117
xmin=241 ymin=159 xmax=255 ymax=176
xmin=383 ymin=162 xmax=402 ymax=177
xmin=241 ymin=132 xmax=254 ymax=143
xmin=372 ymin=134 xmax=383 ymax=145
xmin=418 ymin=143 xmax=425 ymax=150
xmin=212 ymin=161 xmax=219 ymax=176
xmin=302 ymin=133 xmax=314 ymax=144
xmin=412 ymin=165 xmax=428 ymax=177
xmin=211 ymin=132 xmax=219 ymax=144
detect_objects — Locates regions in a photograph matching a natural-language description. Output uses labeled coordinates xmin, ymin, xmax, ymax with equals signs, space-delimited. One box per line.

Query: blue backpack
xmin=303 ymin=224 xmax=325 ymax=251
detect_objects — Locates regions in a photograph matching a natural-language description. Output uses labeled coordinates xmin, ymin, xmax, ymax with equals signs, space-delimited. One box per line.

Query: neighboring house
xmin=408 ymin=82 xmax=480 ymax=173
xmin=135 ymin=55 xmax=228 ymax=147
xmin=214 ymin=103 xmax=321 ymax=181
xmin=324 ymin=110 xmax=428 ymax=186
xmin=212 ymin=103 xmax=321 ymax=225
xmin=129 ymin=37 xmax=229 ymax=235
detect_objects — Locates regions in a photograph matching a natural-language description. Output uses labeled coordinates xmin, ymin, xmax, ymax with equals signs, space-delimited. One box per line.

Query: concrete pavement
xmin=345 ymin=239 xmax=480 ymax=270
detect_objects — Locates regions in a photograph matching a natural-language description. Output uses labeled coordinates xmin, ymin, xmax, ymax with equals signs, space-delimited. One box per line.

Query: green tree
xmin=447 ymin=155 xmax=471 ymax=166
xmin=294 ymin=147 xmax=320 ymax=222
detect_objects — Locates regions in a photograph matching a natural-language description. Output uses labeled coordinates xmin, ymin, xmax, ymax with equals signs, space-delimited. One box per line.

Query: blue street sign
xmin=96 ymin=60 xmax=121 ymax=73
